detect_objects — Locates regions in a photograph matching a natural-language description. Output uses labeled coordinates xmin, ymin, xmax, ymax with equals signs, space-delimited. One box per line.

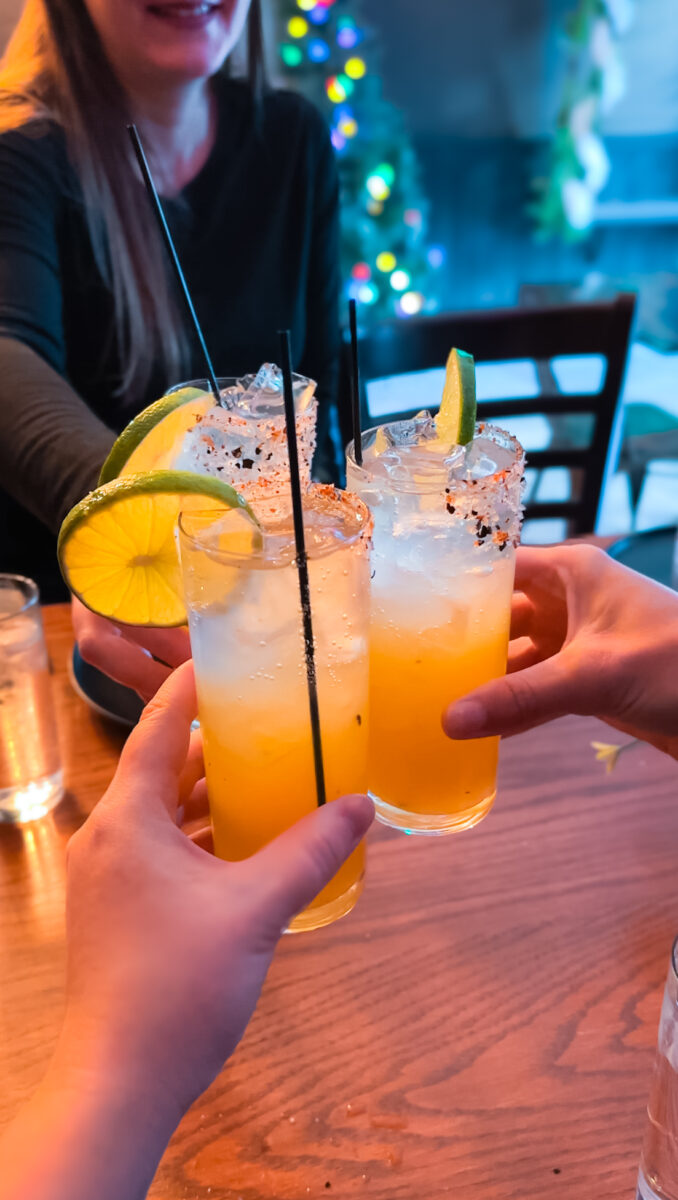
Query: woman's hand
xmin=1 ymin=663 xmax=374 ymax=1200
xmin=71 ymin=595 xmax=191 ymax=701
xmin=443 ymin=544 xmax=678 ymax=760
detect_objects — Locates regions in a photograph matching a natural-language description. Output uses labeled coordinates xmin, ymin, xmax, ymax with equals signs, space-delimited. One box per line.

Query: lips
xmin=146 ymin=1 xmax=224 ymax=29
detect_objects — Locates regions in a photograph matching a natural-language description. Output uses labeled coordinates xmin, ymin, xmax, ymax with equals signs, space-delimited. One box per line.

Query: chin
xmin=140 ymin=1 xmax=243 ymax=79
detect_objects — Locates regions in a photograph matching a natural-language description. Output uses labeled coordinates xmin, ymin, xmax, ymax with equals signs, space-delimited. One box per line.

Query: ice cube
xmin=233 ymin=363 xmax=316 ymax=417
xmin=387 ymin=410 xmax=436 ymax=446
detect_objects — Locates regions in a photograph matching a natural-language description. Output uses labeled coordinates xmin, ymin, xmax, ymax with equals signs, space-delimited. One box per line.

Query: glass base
xmin=0 ymin=770 xmax=64 ymax=823
xmin=637 ymin=1167 xmax=678 ymax=1200
xmin=286 ymin=873 xmax=364 ymax=933
xmin=371 ymin=789 xmax=496 ymax=836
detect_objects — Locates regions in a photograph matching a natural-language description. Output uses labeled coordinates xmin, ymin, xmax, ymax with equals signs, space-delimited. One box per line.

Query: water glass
xmin=637 ymin=935 xmax=678 ymax=1200
xmin=0 ymin=575 xmax=63 ymax=822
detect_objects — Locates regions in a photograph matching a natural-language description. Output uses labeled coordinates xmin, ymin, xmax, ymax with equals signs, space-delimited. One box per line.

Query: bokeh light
xmin=404 ymin=208 xmax=422 ymax=227
xmin=339 ymin=115 xmax=358 ymax=138
xmin=359 ymin=282 xmax=379 ymax=305
xmin=390 ymin=269 xmax=411 ymax=291
xmin=344 ymin=57 xmax=367 ymax=80
xmin=308 ymin=38 xmax=330 ymax=62
xmin=280 ymin=43 xmax=303 ymax=67
xmin=351 ymin=262 xmax=371 ymax=280
xmin=326 ymin=75 xmax=348 ymax=103
xmin=427 ymin=245 xmax=446 ymax=269
xmin=296 ymin=0 xmax=316 ymax=9
xmin=399 ymin=290 xmax=424 ymax=315
xmin=309 ymin=5 xmax=331 ymax=24
xmin=337 ymin=25 xmax=359 ymax=49
xmin=376 ymin=251 xmax=397 ymax=272
xmin=366 ymin=174 xmax=390 ymax=201
xmin=288 ymin=16 xmax=309 ymax=37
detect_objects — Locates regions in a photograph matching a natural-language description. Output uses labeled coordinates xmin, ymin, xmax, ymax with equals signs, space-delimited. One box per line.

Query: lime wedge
xmin=58 ymin=470 xmax=255 ymax=627
xmin=98 ymin=387 xmax=212 ymax=485
xmin=435 ymin=348 xmax=477 ymax=446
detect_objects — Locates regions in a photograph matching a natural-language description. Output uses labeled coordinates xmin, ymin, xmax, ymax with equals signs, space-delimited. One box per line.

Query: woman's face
xmin=82 ymin=0 xmax=253 ymax=88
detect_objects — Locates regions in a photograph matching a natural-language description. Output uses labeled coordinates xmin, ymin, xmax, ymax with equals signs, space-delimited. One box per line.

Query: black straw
xmin=279 ymin=330 xmax=326 ymax=808
xmin=127 ymin=123 xmax=221 ymax=404
xmin=348 ymin=299 xmax=363 ymax=466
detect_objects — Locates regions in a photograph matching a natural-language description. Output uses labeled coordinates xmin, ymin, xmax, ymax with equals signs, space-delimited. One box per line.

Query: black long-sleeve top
xmin=0 ymin=79 xmax=341 ymax=599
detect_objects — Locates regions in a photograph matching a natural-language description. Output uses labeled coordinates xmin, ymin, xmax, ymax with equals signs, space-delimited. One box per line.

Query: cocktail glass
xmin=178 ymin=484 xmax=372 ymax=931
xmin=347 ymin=417 xmax=524 ymax=835
xmin=168 ymin=367 xmax=317 ymax=520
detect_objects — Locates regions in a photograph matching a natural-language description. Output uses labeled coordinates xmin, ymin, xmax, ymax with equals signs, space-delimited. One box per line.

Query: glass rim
xmin=0 ymin=574 xmax=39 ymax=623
xmin=166 ymin=373 xmax=313 ymax=392
xmin=178 ymin=485 xmax=373 ymax=570
xmin=346 ymin=421 xmax=525 ymax=494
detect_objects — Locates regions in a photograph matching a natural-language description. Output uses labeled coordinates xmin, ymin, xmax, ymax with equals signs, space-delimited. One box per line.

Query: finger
xmin=78 ymin=627 xmax=172 ymax=701
xmin=115 ymin=662 xmax=197 ymax=814
xmin=513 ymin=545 xmax=565 ymax=595
xmin=181 ymin=778 xmax=209 ymax=824
xmin=123 ymin=624 xmax=191 ymax=669
xmin=507 ymin=637 xmax=542 ymax=673
xmin=242 ymin=794 xmax=374 ymax=929
xmin=177 ymin=728 xmax=204 ymax=805
xmin=442 ymin=655 xmax=579 ymax=740
xmin=509 ymin=592 xmax=535 ymax=641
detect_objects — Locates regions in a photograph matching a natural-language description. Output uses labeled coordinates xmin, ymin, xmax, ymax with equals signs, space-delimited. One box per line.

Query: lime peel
xmin=435 ymin=347 xmax=477 ymax=447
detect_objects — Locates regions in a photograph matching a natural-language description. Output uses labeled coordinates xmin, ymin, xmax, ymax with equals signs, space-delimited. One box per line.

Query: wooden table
xmin=2 ymin=604 xmax=678 ymax=1199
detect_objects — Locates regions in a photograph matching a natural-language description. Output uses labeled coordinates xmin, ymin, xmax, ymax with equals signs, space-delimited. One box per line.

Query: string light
xmin=427 ymin=246 xmax=446 ymax=269
xmin=344 ymin=56 xmax=366 ymax=79
xmin=376 ymin=162 xmax=395 ymax=187
xmin=376 ymin=252 xmax=396 ymax=272
xmin=308 ymin=38 xmax=330 ymax=62
xmin=390 ymin=269 xmax=410 ymax=291
xmin=326 ymin=75 xmax=347 ymax=103
xmin=288 ymin=16 xmax=308 ymax=37
xmin=399 ymin=290 xmax=424 ymax=316
xmin=359 ymin=282 xmax=379 ymax=305
xmin=339 ymin=115 xmax=358 ymax=137
xmin=337 ymin=25 xmax=359 ymax=48
xmin=280 ymin=43 xmax=303 ymax=67
xmin=351 ymin=262 xmax=371 ymax=281
xmin=366 ymin=174 xmax=390 ymax=201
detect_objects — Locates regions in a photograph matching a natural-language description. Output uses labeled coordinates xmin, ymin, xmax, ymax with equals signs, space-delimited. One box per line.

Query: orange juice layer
xmin=199 ymin=686 xmax=367 ymax=918
xmin=368 ymin=581 xmax=512 ymax=819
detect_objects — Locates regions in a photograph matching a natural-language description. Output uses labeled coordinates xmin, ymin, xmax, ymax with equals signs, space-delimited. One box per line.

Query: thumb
xmin=442 ymin=655 xmax=579 ymax=740
xmin=242 ymin=794 xmax=374 ymax=929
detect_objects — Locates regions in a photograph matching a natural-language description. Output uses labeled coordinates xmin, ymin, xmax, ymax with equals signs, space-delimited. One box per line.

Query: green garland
xmin=533 ymin=0 xmax=633 ymax=241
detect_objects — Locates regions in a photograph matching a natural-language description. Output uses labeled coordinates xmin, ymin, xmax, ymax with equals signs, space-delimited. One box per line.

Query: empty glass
xmin=637 ymin=935 xmax=678 ymax=1200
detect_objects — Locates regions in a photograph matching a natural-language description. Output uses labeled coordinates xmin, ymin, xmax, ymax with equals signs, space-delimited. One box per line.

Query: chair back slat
xmin=339 ymin=295 xmax=636 ymax=537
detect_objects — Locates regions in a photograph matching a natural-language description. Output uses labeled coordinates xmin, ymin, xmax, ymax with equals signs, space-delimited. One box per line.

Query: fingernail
xmin=338 ymin=793 xmax=375 ymax=841
xmin=443 ymin=700 xmax=488 ymax=738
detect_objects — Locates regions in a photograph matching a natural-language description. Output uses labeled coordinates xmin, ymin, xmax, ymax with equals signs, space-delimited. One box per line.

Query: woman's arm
xmin=0 ymin=337 xmax=115 ymax=530
xmin=0 ymin=128 xmax=116 ymax=529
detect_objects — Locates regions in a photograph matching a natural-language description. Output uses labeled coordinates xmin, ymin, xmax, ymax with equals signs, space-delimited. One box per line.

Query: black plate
xmin=607 ymin=525 xmax=677 ymax=589
xmin=70 ymin=645 xmax=144 ymax=727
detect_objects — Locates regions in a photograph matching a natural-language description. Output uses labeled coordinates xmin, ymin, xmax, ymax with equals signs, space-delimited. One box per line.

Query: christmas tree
xmin=273 ymin=0 xmax=444 ymax=321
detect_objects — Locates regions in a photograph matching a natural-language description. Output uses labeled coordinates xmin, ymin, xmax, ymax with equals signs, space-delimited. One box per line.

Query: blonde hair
xmin=0 ymin=0 xmax=265 ymax=401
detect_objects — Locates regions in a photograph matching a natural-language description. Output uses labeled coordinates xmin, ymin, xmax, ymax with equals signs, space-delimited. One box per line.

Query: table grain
xmin=1 ymin=603 xmax=677 ymax=1199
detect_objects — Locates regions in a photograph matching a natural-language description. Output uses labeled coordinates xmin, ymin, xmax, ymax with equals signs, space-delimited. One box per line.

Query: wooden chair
xmin=339 ymin=295 xmax=636 ymax=536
